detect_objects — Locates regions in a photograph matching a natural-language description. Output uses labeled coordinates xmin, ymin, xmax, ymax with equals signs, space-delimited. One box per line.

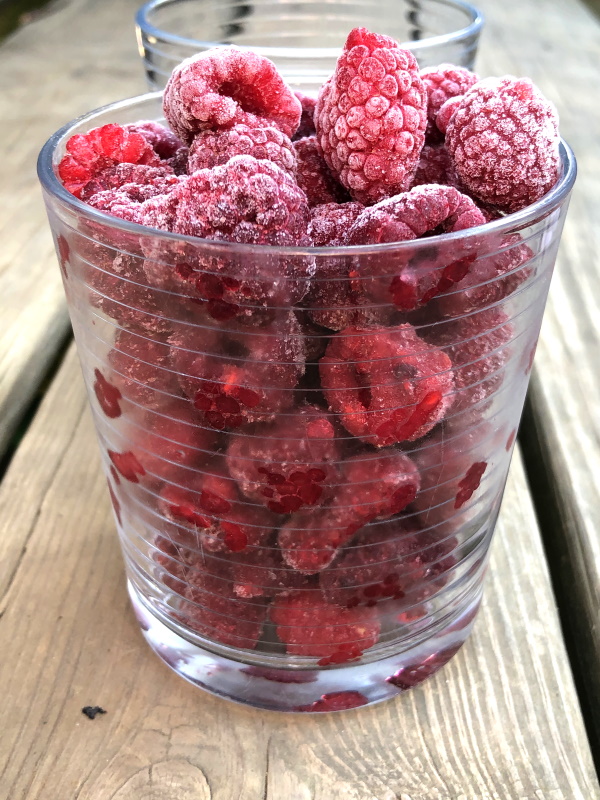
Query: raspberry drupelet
xmin=320 ymin=324 xmax=454 ymax=447
xmin=58 ymin=123 xmax=161 ymax=198
xmin=163 ymin=47 xmax=302 ymax=143
xmin=187 ymin=123 xmax=297 ymax=176
xmin=270 ymin=589 xmax=380 ymax=663
xmin=293 ymin=136 xmax=349 ymax=207
xmin=445 ymin=76 xmax=561 ymax=213
xmin=226 ymin=405 xmax=340 ymax=513
xmin=420 ymin=64 xmax=479 ymax=143
xmin=315 ymin=27 xmax=427 ymax=204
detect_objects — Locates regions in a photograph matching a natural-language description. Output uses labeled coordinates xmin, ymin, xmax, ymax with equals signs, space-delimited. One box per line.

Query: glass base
xmin=128 ymin=580 xmax=480 ymax=712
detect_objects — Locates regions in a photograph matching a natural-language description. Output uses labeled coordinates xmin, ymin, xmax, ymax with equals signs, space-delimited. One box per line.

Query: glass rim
xmin=37 ymin=91 xmax=577 ymax=258
xmin=135 ymin=0 xmax=485 ymax=56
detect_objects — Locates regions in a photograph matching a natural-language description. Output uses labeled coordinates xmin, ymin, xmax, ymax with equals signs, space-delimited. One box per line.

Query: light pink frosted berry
xmin=188 ymin=123 xmax=296 ymax=175
xmin=163 ymin=47 xmax=302 ymax=143
xmin=445 ymin=76 xmax=560 ymax=213
xmin=314 ymin=27 xmax=427 ymax=204
xmin=420 ymin=64 xmax=479 ymax=140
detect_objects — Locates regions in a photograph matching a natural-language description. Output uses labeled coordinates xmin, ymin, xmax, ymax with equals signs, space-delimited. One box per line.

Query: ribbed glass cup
xmin=38 ymin=93 xmax=575 ymax=712
xmin=136 ymin=0 xmax=484 ymax=92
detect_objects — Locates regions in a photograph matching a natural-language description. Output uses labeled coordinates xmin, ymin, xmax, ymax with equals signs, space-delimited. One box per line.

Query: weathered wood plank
xmin=0 ymin=345 xmax=597 ymax=800
xmin=0 ymin=0 xmax=145 ymax=458
xmin=474 ymin=0 xmax=600 ymax=755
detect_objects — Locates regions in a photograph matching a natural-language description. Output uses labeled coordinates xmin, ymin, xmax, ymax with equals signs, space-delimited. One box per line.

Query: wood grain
xmin=474 ymin=0 xmax=600 ymax=756
xmin=0 ymin=346 xmax=597 ymax=800
xmin=0 ymin=0 xmax=146 ymax=458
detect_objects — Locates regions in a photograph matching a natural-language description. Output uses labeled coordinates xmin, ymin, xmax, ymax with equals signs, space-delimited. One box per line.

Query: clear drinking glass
xmin=136 ymin=0 xmax=484 ymax=92
xmin=38 ymin=93 xmax=576 ymax=712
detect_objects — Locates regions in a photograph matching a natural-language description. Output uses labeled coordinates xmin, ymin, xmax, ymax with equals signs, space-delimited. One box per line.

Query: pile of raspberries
xmin=57 ymin=27 xmax=560 ymax=679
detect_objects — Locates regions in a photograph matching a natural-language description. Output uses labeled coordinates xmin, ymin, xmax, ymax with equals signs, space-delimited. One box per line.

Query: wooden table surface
xmin=1 ymin=0 xmax=599 ymax=797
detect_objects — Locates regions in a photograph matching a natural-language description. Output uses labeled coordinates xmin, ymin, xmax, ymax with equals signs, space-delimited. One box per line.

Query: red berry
xmin=93 ymin=368 xmax=122 ymax=418
xmin=58 ymin=123 xmax=161 ymax=198
xmin=445 ymin=76 xmax=560 ymax=213
xmin=108 ymin=449 xmax=146 ymax=483
xmin=163 ymin=47 xmax=302 ymax=143
xmin=270 ymin=589 xmax=380 ymax=659
xmin=320 ymin=324 xmax=454 ymax=446
xmin=230 ymin=546 xmax=316 ymax=599
xmin=293 ymin=137 xmax=349 ymax=207
xmin=420 ymin=64 xmax=479 ymax=141
xmin=126 ymin=120 xmax=184 ymax=159
xmin=226 ymin=405 xmax=340 ymax=512
xmin=188 ymin=123 xmax=296 ymax=175
xmin=314 ymin=27 xmax=427 ymax=204
xmin=386 ymin=644 xmax=462 ymax=690
xmin=79 ymin=162 xmax=178 ymax=202
xmin=435 ymin=95 xmax=463 ymax=136
xmin=293 ymin=91 xmax=317 ymax=140
xmin=411 ymin=144 xmax=459 ymax=188
xmin=296 ymin=691 xmax=369 ymax=712
xmin=454 ymin=461 xmax=488 ymax=509
xmin=308 ymin=201 xmax=364 ymax=247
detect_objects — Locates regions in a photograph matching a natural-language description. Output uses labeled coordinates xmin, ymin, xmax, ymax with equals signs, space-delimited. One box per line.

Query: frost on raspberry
xmin=445 ymin=76 xmax=561 ymax=213
xmin=188 ymin=123 xmax=296 ymax=176
xmin=278 ymin=450 xmax=420 ymax=574
xmin=230 ymin=546 xmax=316 ymax=599
xmin=293 ymin=137 xmax=349 ymax=207
xmin=308 ymin=202 xmax=364 ymax=247
xmin=320 ymin=324 xmax=454 ymax=447
xmin=58 ymin=123 xmax=161 ymax=198
xmin=126 ymin=120 xmax=184 ymax=159
xmin=347 ymin=184 xmax=486 ymax=312
xmin=420 ymin=64 xmax=479 ymax=142
xmin=79 ymin=162 xmax=178 ymax=203
xmin=270 ymin=589 xmax=380 ymax=662
xmin=109 ymin=328 xmax=180 ymax=410
xmin=293 ymin=91 xmax=317 ymax=140
xmin=226 ymin=405 xmax=340 ymax=513
xmin=170 ymin=314 xmax=305 ymax=429
xmin=314 ymin=27 xmax=427 ymax=204
xmin=163 ymin=47 xmax=302 ymax=143
xmin=411 ymin=144 xmax=459 ymax=188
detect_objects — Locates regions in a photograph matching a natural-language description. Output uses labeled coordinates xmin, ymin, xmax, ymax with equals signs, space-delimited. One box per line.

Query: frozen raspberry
xmin=386 ymin=644 xmax=462 ymax=690
xmin=320 ymin=324 xmax=454 ymax=447
xmin=437 ymin=232 xmax=534 ymax=318
xmin=167 ymin=145 xmax=190 ymax=175
xmin=58 ymin=123 xmax=161 ymax=198
xmin=296 ymin=691 xmax=368 ymax=712
xmin=108 ymin=449 xmax=146 ymax=483
xmin=163 ymin=47 xmax=302 ymax=143
xmin=445 ymin=76 xmax=560 ymax=213
xmin=279 ymin=450 xmax=420 ymax=573
xmin=315 ymin=28 xmax=427 ymax=204
xmin=411 ymin=144 xmax=459 ymax=188
xmin=320 ymin=519 xmax=457 ymax=609
xmin=420 ymin=308 xmax=513 ymax=413
xmin=109 ymin=328 xmax=180 ymax=410
xmin=79 ymin=162 xmax=178 ymax=202
xmin=170 ymin=314 xmax=305 ymax=429
xmin=158 ymin=465 xmax=276 ymax=553
xmin=93 ymin=368 xmax=122 ymax=418
xmin=293 ymin=91 xmax=317 ymax=140
xmin=347 ymin=185 xmax=486 ymax=312
xmin=270 ymin=590 xmax=380 ymax=662
xmin=435 ymin=95 xmax=462 ymax=136
xmin=420 ymin=64 xmax=479 ymax=141
xmin=293 ymin=137 xmax=349 ymax=207
xmin=179 ymin=571 xmax=267 ymax=649
xmin=188 ymin=123 xmax=296 ymax=175
xmin=308 ymin=201 xmax=364 ymax=246
xmin=230 ymin=546 xmax=316 ymax=599
xmin=86 ymin=189 xmax=146 ymax=224
xmin=127 ymin=399 xmax=217 ymax=485
xmin=226 ymin=405 xmax=340 ymax=513
xmin=126 ymin=121 xmax=184 ymax=159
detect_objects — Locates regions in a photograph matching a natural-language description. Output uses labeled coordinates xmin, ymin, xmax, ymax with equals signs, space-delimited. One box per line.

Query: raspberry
xmin=278 ymin=450 xmax=420 ymax=573
xmin=79 ymin=162 xmax=178 ymax=202
xmin=163 ymin=47 xmax=302 ymax=143
xmin=420 ymin=308 xmax=513 ymax=413
xmin=270 ymin=590 xmax=380 ymax=661
xmin=293 ymin=91 xmax=317 ymax=140
xmin=169 ymin=314 xmax=305 ymax=429
xmin=126 ymin=120 xmax=184 ymax=159
xmin=420 ymin=64 xmax=479 ymax=141
xmin=86 ymin=189 xmax=146 ymax=224
xmin=320 ymin=324 xmax=454 ymax=446
xmin=308 ymin=201 xmax=364 ymax=247
xmin=296 ymin=691 xmax=369 ymax=712
xmin=320 ymin=519 xmax=457 ymax=609
xmin=188 ymin=123 xmax=296 ymax=176
xmin=435 ymin=95 xmax=463 ymax=136
xmin=127 ymin=399 xmax=217 ymax=485
xmin=314 ymin=28 xmax=427 ymax=204
xmin=226 ymin=405 xmax=340 ymax=513
xmin=108 ymin=449 xmax=146 ymax=483
xmin=93 ymin=368 xmax=122 ymax=418
xmin=58 ymin=123 xmax=161 ymax=197
xmin=109 ymin=328 xmax=180 ymax=410
xmin=293 ymin=137 xmax=349 ymax=207
xmin=230 ymin=547 xmax=316 ymax=599
xmin=386 ymin=644 xmax=462 ymax=690
xmin=445 ymin=76 xmax=560 ymax=213
xmin=411 ymin=144 xmax=459 ymax=188
xmin=158 ymin=465 xmax=276 ymax=553
xmin=167 ymin=145 xmax=190 ymax=175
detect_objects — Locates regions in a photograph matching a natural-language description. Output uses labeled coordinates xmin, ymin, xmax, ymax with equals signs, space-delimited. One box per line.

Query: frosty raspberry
xmin=293 ymin=136 xmax=349 ymax=207
xmin=315 ymin=27 xmax=427 ymax=204
xmin=188 ymin=123 xmax=296 ymax=176
xmin=126 ymin=121 xmax=184 ymax=159
xmin=420 ymin=64 xmax=479 ymax=141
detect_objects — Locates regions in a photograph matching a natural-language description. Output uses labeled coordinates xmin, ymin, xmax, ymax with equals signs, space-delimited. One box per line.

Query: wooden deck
xmin=1 ymin=0 xmax=599 ymax=797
